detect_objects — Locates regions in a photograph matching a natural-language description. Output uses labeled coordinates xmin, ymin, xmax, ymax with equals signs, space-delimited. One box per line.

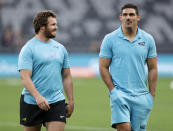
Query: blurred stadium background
xmin=0 ymin=0 xmax=173 ymax=131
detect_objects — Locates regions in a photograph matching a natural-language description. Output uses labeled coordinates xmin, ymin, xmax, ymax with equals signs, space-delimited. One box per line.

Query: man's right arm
xmin=99 ymin=57 xmax=115 ymax=92
xmin=20 ymin=70 xmax=50 ymax=111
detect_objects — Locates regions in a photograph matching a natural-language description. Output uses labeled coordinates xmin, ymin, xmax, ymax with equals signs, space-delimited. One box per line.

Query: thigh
xmin=131 ymin=93 xmax=154 ymax=131
xmin=44 ymin=100 xmax=66 ymax=124
xmin=24 ymin=125 xmax=42 ymax=131
xmin=20 ymin=95 xmax=44 ymax=126
xmin=109 ymin=88 xmax=130 ymax=128
xmin=45 ymin=121 xmax=65 ymax=131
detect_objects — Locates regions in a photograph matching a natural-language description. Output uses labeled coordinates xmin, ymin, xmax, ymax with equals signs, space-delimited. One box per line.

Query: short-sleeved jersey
xmin=99 ymin=26 xmax=157 ymax=95
xmin=18 ymin=37 xmax=70 ymax=104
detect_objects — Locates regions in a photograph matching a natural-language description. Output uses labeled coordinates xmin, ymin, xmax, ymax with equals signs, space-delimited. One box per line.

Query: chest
xmin=32 ymin=44 xmax=64 ymax=65
xmin=112 ymin=39 xmax=148 ymax=59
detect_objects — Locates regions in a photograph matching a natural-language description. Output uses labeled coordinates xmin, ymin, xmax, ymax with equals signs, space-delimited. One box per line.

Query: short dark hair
xmin=121 ymin=3 xmax=139 ymax=15
xmin=33 ymin=10 xmax=56 ymax=34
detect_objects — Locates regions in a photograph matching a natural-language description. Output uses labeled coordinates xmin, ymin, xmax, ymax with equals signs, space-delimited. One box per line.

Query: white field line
xmin=0 ymin=122 xmax=167 ymax=131
xmin=66 ymin=125 xmax=114 ymax=131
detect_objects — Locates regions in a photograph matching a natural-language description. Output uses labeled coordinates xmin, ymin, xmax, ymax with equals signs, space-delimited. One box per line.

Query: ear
xmin=137 ymin=15 xmax=141 ymax=21
xmin=40 ymin=26 xmax=45 ymax=31
xmin=119 ymin=15 xmax=122 ymax=21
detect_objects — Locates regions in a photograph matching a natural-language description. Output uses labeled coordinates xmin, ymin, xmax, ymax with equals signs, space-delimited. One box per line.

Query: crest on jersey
xmin=138 ymin=42 xmax=145 ymax=46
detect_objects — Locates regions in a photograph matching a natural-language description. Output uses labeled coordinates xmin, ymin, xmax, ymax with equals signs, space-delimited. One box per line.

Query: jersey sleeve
xmin=62 ymin=47 xmax=70 ymax=69
xmin=99 ymin=35 xmax=112 ymax=58
xmin=18 ymin=45 xmax=33 ymax=71
xmin=147 ymin=35 xmax=157 ymax=58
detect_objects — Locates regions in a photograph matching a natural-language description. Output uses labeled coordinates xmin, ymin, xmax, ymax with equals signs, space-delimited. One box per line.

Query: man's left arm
xmin=62 ymin=68 xmax=74 ymax=118
xmin=147 ymin=57 xmax=158 ymax=98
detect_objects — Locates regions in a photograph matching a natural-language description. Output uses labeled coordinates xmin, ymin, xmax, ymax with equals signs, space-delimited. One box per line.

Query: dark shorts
xmin=20 ymin=95 xmax=66 ymax=126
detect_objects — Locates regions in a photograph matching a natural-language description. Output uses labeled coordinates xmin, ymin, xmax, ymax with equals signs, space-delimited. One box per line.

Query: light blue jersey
xmin=99 ymin=26 xmax=157 ymax=95
xmin=18 ymin=37 xmax=70 ymax=104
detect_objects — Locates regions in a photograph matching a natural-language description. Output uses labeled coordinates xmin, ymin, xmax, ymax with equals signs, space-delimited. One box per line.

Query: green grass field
xmin=0 ymin=77 xmax=173 ymax=131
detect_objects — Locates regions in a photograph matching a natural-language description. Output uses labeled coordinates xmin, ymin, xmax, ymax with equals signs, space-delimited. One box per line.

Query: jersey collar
xmin=117 ymin=26 xmax=142 ymax=42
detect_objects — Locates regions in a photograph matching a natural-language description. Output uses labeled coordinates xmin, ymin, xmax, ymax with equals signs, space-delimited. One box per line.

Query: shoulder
xmin=24 ymin=37 xmax=38 ymax=47
xmin=138 ymin=29 xmax=156 ymax=50
xmin=104 ymin=28 xmax=120 ymax=40
xmin=20 ymin=37 xmax=36 ymax=51
xmin=102 ymin=28 xmax=120 ymax=48
xmin=51 ymin=39 xmax=68 ymax=52
xmin=139 ymin=28 xmax=154 ymax=41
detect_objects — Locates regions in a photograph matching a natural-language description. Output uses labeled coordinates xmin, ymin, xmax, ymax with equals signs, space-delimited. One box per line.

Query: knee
xmin=117 ymin=122 xmax=131 ymax=131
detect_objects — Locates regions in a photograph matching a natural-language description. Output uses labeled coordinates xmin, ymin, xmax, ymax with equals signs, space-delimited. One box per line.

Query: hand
xmin=35 ymin=95 xmax=50 ymax=111
xmin=65 ymin=102 xmax=74 ymax=118
xmin=150 ymin=91 xmax=155 ymax=98
xmin=109 ymin=86 xmax=116 ymax=92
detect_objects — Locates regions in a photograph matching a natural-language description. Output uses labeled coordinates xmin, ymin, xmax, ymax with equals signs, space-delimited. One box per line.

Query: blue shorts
xmin=109 ymin=87 xmax=154 ymax=131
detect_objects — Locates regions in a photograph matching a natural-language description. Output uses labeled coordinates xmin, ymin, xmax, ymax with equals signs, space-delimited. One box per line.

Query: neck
xmin=35 ymin=33 xmax=50 ymax=43
xmin=122 ymin=26 xmax=138 ymax=38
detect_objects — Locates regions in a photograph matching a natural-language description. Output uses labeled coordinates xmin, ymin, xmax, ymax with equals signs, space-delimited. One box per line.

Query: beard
xmin=44 ymin=28 xmax=56 ymax=38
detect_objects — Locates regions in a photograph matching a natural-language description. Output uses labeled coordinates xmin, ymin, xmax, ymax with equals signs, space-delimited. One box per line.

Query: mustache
xmin=52 ymin=29 xmax=57 ymax=31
